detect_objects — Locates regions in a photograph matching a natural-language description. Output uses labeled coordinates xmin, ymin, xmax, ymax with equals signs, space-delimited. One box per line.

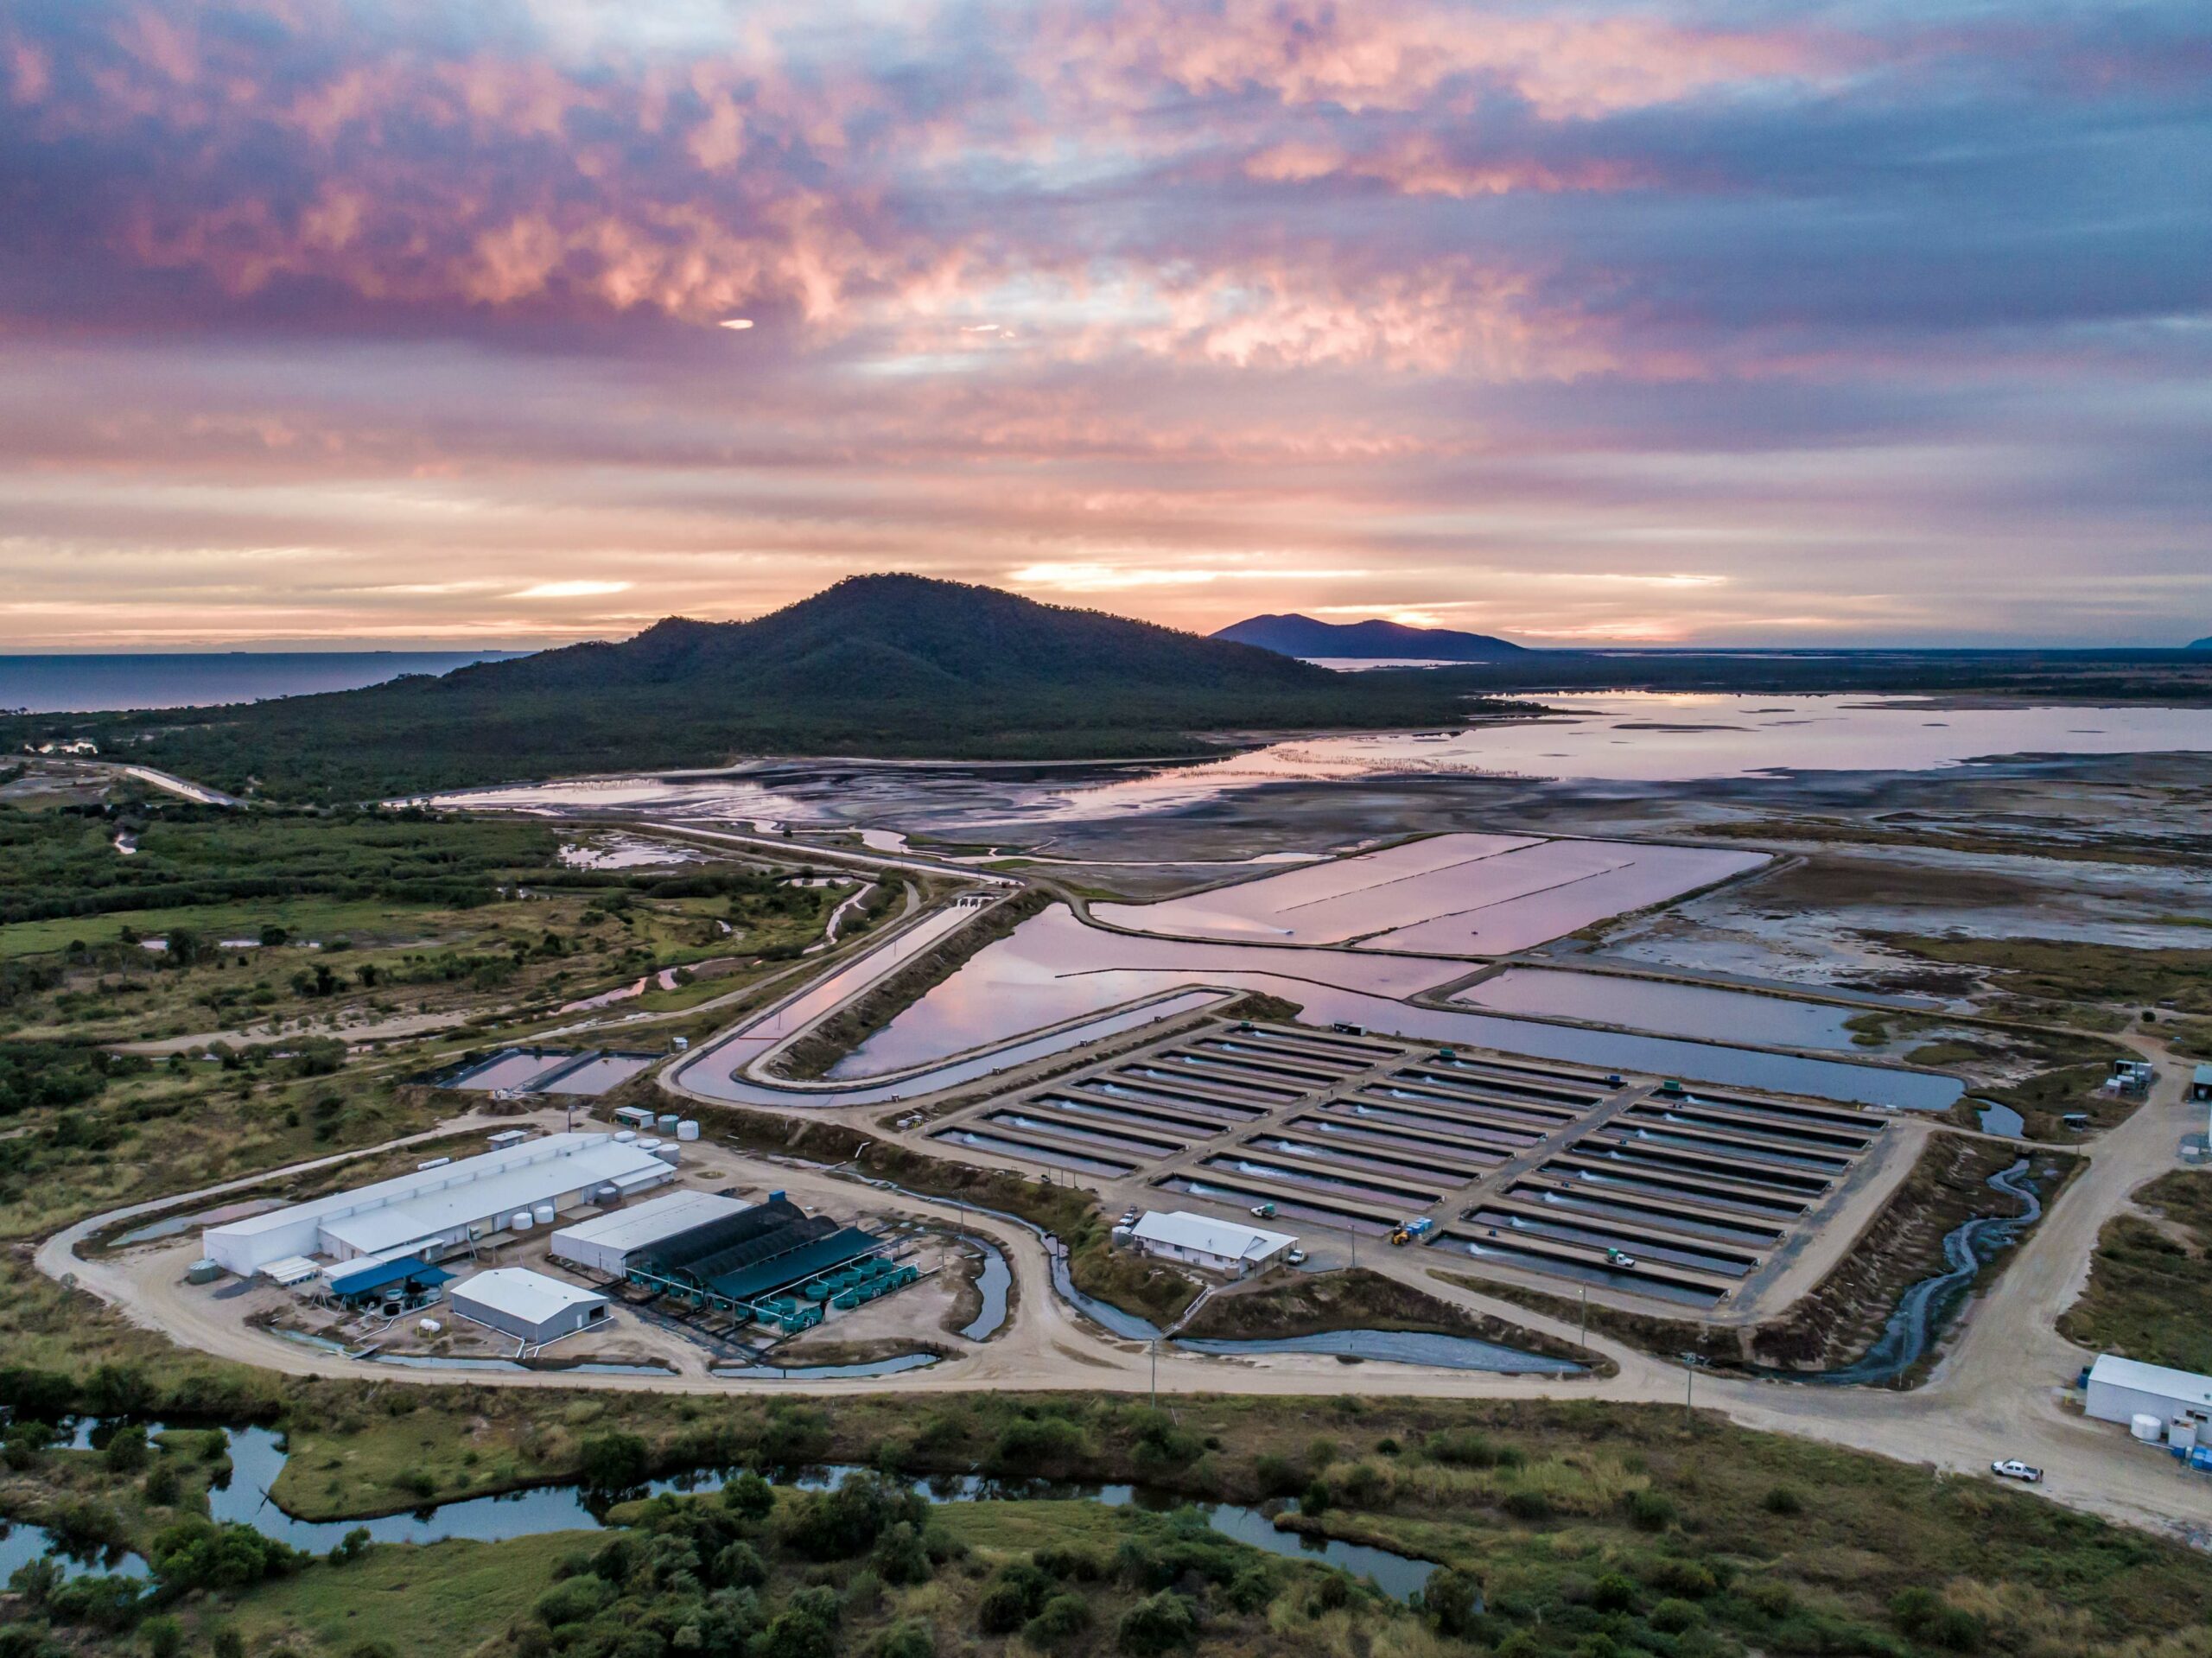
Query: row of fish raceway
xmin=928 ymin=1020 xmax=1893 ymax=1312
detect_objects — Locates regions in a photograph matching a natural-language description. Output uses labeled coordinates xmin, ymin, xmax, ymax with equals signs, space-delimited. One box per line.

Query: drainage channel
xmin=1118 ymin=1064 xmax=1294 ymax=1107
xmin=1156 ymin=1176 xmax=1399 ymax=1237
xmin=1155 ymin=1053 xmax=1330 ymax=1095
xmin=1641 ymin=1101 xmax=1880 ymax=1152
xmin=1468 ymin=1206 xmax=1758 ymax=1278
xmin=1294 ymin=1113 xmax=1510 ymax=1168
xmin=1169 ymin=1045 xmax=1347 ymax=1087
xmin=931 ymin=1128 xmax=1135 ymax=1178
xmin=1395 ymin=1065 xmax=1602 ymax=1108
xmin=1194 ymin=1037 xmax=1369 ymax=1077
xmin=1089 ymin=1076 xmax=1272 ymax=1118
xmin=1544 ymin=1158 xmax=1810 ymax=1218
xmin=1509 ymin=1180 xmax=1784 ymax=1246
xmin=1361 ymin=1081 xmax=1577 ymax=1128
xmin=1245 ymin=1133 xmax=1485 ymax=1187
xmin=1041 ymin=1090 xmax=1237 ymax=1138
xmin=1200 ymin=1154 xmax=1443 ymax=1208
xmin=1438 ymin=1229 xmax=1729 ymax=1305
xmin=982 ymin=1109 xmax=1186 ymax=1159
xmin=1617 ymin=1118 xmax=1856 ymax=1174
xmin=1242 ymin=1025 xmax=1408 ymax=1064
xmin=1576 ymin=1138 xmax=1832 ymax=1197
xmin=1331 ymin=1098 xmax=1545 ymax=1154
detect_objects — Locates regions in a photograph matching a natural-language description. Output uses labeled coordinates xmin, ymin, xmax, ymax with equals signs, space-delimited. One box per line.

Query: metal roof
xmin=453 ymin=1267 xmax=607 ymax=1324
xmin=2088 ymin=1352 xmax=2212 ymax=1408
xmin=705 ymin=1228 xmax=880 ymax=1303
xmin=550 ymin=1190 xmax=747 ymax=1256
xmin=326 ymin=1255 xmax=454 ymax=1299
xmin=1130 ymin=1209 xmax=1295 ymax=1261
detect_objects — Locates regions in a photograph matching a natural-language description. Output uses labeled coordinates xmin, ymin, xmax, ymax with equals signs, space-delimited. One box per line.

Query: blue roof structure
xmin=327 ymin=1255 xmax=454 ymax=1299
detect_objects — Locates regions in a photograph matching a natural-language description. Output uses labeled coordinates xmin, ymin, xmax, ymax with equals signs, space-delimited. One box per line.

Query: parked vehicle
xmin=1991 ymin=1459 xmax=2044 ymax=1483
xmin=1285 ymin=1249 xmax=1307 ymax=1267
xmin=1249 ymin=1203 xmax=1276 ymax=1219
xmin=1605 ymin=1247 xmax=1637 ymax=1268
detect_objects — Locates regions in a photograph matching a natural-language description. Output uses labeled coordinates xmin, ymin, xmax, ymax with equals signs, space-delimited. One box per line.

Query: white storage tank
xmin=594 ymin=1184 xmax=620 ymax=1205
xmin=653 ymin=1144 xmax=680 ymax=1166
xmin=677 ymin=1120 xmax=700 ymax=1141
xmin=636 ymin=1137 xmax=662 ymax=1153
xmin=613 ymin=1129 xmax=637 ymax=1144
xmin=532 ymin=1202 xmax=556 ymax=1226
xmin=511 ymin=1210 xmax=536 ymax=1232
xmin=2132 ymin=1413 xmax=2164 ymax=1442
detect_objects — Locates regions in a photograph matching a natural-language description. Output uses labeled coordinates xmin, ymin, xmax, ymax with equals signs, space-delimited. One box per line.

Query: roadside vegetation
xmin=2060 ymin=1169 xmax=2212 ymax=1372
xmin=1866 ymin=932 xmax=2212 ymax=1029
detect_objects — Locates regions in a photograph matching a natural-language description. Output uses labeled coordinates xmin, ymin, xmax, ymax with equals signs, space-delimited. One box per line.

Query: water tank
xmin=417 ymin=1318 xmax=442 ymax=1336
xmin=677 ymin=1120 xmax=699 ymax=1141
xmin=594 ymin=1184 xmax=620 ymax=1204
xmin=637 ymin=1137 xmax=662 ymax=1152
xmin=185 ymin=1258 xmax=224 ymax=1286
xmin=654 ymin=1144 xmax=680 ymax=1166
xmin=2132 ymin=1413 xmax=2164 ymax=1442
xmin=511 ymin=1210 xmax=535 ymax=1232
xmin=613 ymin=1129 xmax=637 ymax=1143
xmin=532 ymin=1202 xmax=556 ymax=1225
xmin=658 ymin=1114 xmax=680 ymax=1134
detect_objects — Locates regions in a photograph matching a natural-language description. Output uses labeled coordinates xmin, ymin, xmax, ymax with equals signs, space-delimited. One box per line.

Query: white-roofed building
xmin=200 ymin=1133 xmax=674 ymax=1275
xmin=1125 ymin=1210 xmax=1295 ymax=1277
xmin=2085 ymin=1353 xmax=2212 ymax=1434
xmin=550 ymin=1190 xmax=748 ymax=1277
xmin=450 ymin=1268 xmax=610 ymax=1346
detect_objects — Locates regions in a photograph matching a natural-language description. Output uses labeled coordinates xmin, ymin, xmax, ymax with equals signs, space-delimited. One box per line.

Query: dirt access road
xmin=38 ymin=1035 xmax=2212 ymax=1542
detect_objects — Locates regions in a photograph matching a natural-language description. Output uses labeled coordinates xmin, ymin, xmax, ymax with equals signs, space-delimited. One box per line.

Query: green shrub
xmin=874 ymin=1621 xmax=934 ymax=1658
xmin=1419 ymin=1566 xmax=1483 ymax=1636
xmin=1502 ymin=1489 xmax=1553 ymax=1521
xmin=1024 ymin=1592 xmax=1094 ymax=1647
xmin=1624 ymin=1488 xmax=1676 ymax=1531
xmin=1762 ymin=1485 xmax=1805 ymax=1515
xmin=1591 ymin=1572 xmax=1638 ymax=1613
xmin=1649 ymin=1598 xmax=1701 ymax=1634
xmin=534 ymin=1575 xmax=614 ymax=1627
xmin=576 ymin=1431 xmax=650 ymax=1492
xmin=1117 ymin=1591 xmax=1198 ymax=1657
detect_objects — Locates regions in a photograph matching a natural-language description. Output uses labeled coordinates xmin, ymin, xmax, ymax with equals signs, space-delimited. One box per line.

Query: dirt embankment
xmin=769 ymin=890 xmax=1052 ymax=1079
xmin=1182 ymin=1267 xmax=1606 ymax=1373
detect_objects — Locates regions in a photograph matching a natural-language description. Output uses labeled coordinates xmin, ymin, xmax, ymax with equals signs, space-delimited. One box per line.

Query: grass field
xmin=2059 ymin=1169 xmax=2212 ymax=1373
xmin=226 ymin=1531 xmax=593 ymax=1655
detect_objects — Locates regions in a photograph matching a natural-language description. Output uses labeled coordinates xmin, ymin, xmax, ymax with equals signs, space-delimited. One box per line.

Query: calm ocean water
xmin=0 ymin=651 xmax=530 ymax=714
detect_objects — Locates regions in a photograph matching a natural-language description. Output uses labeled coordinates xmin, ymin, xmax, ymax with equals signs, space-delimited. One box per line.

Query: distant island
xmin=3 ymin=575 xmax=1472 ymax=800
xmin=2193 ymin=636 xmax=2211 ymax=651
xmin=1213 ymin=613 xmax=1526 ymax=661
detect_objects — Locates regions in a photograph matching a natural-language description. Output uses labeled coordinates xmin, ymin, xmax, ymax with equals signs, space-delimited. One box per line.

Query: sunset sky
xmin=3 ymin=1 xmax=2207 ymax=651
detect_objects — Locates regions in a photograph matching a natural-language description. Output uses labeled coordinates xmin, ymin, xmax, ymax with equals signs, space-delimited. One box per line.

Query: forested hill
xmin=4 ymin=576 xmax=1472 ymax=800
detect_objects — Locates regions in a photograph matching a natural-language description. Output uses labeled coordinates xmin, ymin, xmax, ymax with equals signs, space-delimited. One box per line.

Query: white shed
xmin=451 ymin=1268 xmax=611 ymax=1346
xmin=1127 ymin=1210 xmax=1295 ymax=1277
xmin=2085 ymin=1353 xmax=2212 ymax=1434
xmin=550 ymin=1190 xmax=747 ymax=1277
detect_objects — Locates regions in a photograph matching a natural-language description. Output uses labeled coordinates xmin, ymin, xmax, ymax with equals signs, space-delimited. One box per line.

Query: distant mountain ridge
xmin=1213 ymin=613 xmax=1526 ymax=661
xmin=2192 ymin=636 xmax=2211 ymax=650
xmin=29 ymin=575 xmax=1469 ymax=798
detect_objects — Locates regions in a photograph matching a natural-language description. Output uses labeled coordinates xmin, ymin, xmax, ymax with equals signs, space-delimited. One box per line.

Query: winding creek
xmin=16 ymin=1423 xmax=1435 ymax=1602
xmin=1791 ymin=1158 xmax=2044 ymax=1388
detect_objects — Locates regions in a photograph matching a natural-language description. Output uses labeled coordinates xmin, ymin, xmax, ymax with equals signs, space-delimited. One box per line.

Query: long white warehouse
xmin=550 ymin=1189 xmax=748 ymax=1277
xmin=202 ymin=1133 xmax=674 ymax=1275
